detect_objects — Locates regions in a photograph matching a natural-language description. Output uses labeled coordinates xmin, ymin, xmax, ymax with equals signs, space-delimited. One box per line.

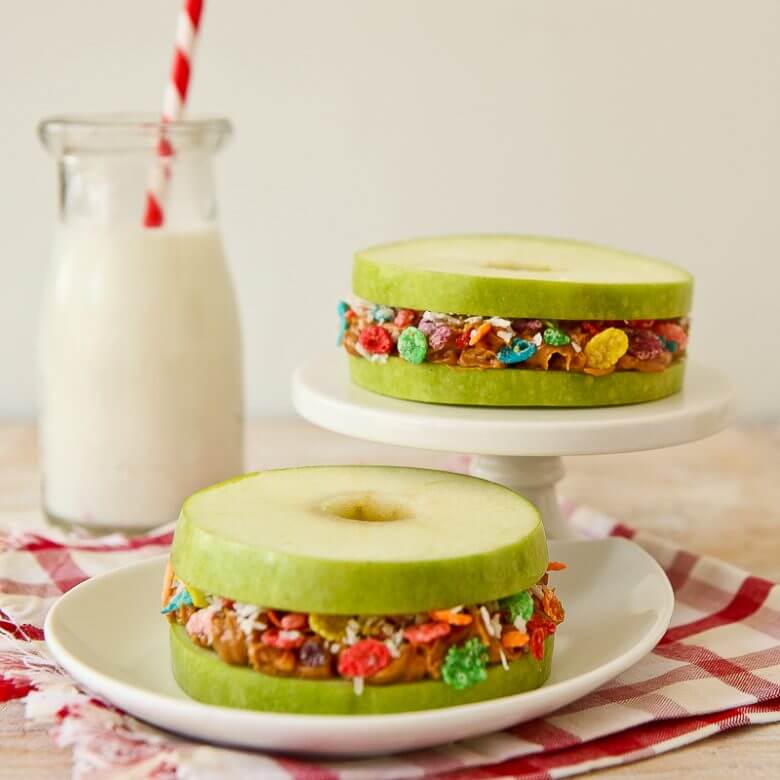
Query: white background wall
xmin=1 ymin=1 xmax=778 ymax=420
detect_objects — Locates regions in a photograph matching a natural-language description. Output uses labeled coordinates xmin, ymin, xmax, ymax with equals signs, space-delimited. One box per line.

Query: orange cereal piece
xmin=542 ymin=590 xmax=565 ymax=623
xmin=501 ymin=630 xmax=530 ymax=649
xmin=161 ymin=559 xmax=174 ymax=608
xmin=469 ymin=322 xmax=492 ymax=346
xmin=547 ymin=561 xmax=567 ymax=571
xmin=429 ymin=609 xmax=473 ymax=626
xmin=266 ymin=609 xmax=283 ymax=627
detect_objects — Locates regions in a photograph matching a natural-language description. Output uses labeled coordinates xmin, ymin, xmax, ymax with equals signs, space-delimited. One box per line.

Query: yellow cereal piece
xmin=584 ymin=327 xmax=628 ymax=370
xmin=185 ymin=582 xmax=209 ymax=608
xmin=310 ymin=613 xmax=349 ymax=642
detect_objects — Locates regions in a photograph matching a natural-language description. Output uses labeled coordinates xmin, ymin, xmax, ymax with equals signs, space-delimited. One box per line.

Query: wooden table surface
xmin=1 ymin=420 xmax=779 ymax=778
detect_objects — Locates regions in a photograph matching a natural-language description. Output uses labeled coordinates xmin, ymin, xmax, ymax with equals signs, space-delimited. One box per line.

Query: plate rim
xmin=44 ymin=537 xmax=674 ymax=731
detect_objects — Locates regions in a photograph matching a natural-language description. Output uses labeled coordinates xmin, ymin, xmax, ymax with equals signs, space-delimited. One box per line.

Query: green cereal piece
xmin=499 ymin=590 xmax=534 ymax=623
xmin=397 ymin=326 xmax=428 ymax=364
xmin=441 ymin=637 xmax=489 ymax=690
xmin=543 ymin=326 xmax=571 ymax=347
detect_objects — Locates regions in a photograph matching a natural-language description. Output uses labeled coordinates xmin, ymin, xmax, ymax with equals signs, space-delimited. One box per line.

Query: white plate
xmin=45 ymin=538 xmax=673 ymax=757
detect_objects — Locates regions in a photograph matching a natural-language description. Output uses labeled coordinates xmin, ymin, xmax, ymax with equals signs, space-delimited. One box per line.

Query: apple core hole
xmin=321 ymin=493 xmax=413 ymax=523
xmin=482 ymin=260 xmax=555 ymax=273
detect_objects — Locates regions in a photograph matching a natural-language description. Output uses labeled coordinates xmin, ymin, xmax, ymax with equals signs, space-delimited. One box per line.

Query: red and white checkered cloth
xmin=1 ymin=504 xmax=779 ymax=780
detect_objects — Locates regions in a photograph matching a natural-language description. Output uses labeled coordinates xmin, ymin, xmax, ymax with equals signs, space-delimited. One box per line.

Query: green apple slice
xmin=172 ymin=466 xmax=547 ymax=614
xmin=170 ymin=624 xmax=553 ymax=714
xmin=353 ymin=235 xmax=693 ymax=320
xmin=349 ymin=355 xmax=685 ymax=407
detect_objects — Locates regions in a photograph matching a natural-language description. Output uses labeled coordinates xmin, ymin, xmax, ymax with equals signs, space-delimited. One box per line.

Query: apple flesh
xmin=353 ymin=235 xmax=693 ymax=320
xmin=172 ymin=466 xmax=548 ymax=614
xmin=170 ymin=623 xmax=554 ymax=715
xmin=349 ymin=356 xmax=685 ymax=407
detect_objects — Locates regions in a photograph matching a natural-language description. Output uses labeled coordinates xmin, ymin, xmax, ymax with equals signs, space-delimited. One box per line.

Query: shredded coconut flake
xmin=488 ymin=317 xmax=512 ymax=328
xmin=497 ymin=329 xmax=514 ymax=343
xmin=353 ymin=677 xmax=364 ymax=696
xmin=385 ymin=639 xmax=400 ymax=658
xmin=513 ymin=617 xmax=527 ymax=633
xmin=532 ymin=333 xmax=543 ymax=347
xmin=572 ymin=340 xmax=582 ymax=353
xmin=499 ymin=648 xmax=509 ymax=671
xmin=330 ymin=643 xmax=341 ymax=654
xmin=480 ymin=606 xmax=495 ymax=637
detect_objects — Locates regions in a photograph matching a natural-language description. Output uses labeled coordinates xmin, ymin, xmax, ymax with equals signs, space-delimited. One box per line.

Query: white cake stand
xmin=292 ymin=356 xmax=733 ymax=538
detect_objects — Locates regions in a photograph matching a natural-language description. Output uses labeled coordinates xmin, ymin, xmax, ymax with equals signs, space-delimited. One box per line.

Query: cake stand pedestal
xmin=292 ymin=356 xmax=733 ymax=538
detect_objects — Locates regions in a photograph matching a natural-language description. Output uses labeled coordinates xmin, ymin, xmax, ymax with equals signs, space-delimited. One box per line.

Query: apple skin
xmin=349 ymin=356 xmax=685 ymax=407
xmin=353 ymin=235 xmax=693 ymax=320
xmin=171 ymin=467 xmax=549 ymax=615
xmin=170 ymin=623 xmax=554 ymax=715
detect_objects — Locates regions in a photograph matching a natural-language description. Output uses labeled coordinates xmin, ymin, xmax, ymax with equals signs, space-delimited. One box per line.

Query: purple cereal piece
xmin=429 ymin=325 xmax=453 ymax=351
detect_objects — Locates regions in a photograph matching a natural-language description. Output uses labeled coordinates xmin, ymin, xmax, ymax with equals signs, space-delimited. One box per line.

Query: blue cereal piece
xmin=497 ymin=338 xmax=537 ymax=365
xmin=161 ymin=588 xmax=193 ymax=615
xmin=371 ymin=305 xmax=396 ymax=323
xmin=337 ymin=300 xmax=351 ymax=346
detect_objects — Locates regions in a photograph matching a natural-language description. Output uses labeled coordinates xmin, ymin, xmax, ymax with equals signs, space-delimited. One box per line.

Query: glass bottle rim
xmin=39 ymin=112 xmax=232 ymax=156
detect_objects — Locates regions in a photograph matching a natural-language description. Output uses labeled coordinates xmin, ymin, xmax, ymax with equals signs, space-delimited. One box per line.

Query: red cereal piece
xmin=394 ymin=309 xmax=416 ymax=328
xmin=261 ymin=628 xmax=306 ymax=649
xmin=280 ymin=613 xmax=308 ymax=630
xmin=338 ymin=639 xmax=391 ymax=678
xmin=628 ymin=330 xmax=664 ymax=361
xmin=359 ymin=325 xmax=393 ymax=354
xmin=530 ymin=628 xmax=546 ymax=661
xmin=653 ymin=322 xmax=688 ymax=350
xmin=455 ymin=330 xmax=472 ymax=350
xmin=403 ymin=621 xmax=452 ymax=645
xmin=527 ymin=614 xmax=557 ymax=635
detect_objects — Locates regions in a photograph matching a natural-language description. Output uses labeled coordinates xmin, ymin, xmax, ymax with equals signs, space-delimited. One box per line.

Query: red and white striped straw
xmin=142 ymin=0 xmax=205 ymax=228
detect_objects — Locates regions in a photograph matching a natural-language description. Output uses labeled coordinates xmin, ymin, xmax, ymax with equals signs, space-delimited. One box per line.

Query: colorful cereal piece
xmin=397 ymin=326 xmax=428 ymax=364
xmin=280 ymin=612 xmax=308 ymax=630
xmin=299 ymin=638 xmax=328 ymax=667
xmin=309 ymin=613 xmax=349 ymax=641
xmin=627 ymin=319 xmax=655 ymax=329
xmin=546 ymin=561 xmax=567 ymax=572
xmin=359 ymin=325 xmax=393 ymax=355
xmin=468 ymin=321 xmax=492 ymax=346
xmin=336 ymin=300 xmax=351 ymax=346
xmin=441 ymin=637 xmax=488 ymax=690
xmin=584 ymin=327 xmax=629 ymax=369
xmin=261 ymin=628 xmax=306 ymax=649
xmin=403 ymin=621 xmax=452 ymax=645
xmin=429 ymin=324 xmax=453 ymax=351
xmin=161 ymin=560 xmax=174 ymax=608
xmin=184 ymin=582 xmax=208 ymax=608
xmin=497 ymin=338 xmax=537 ymax=365
xmin=338 ymin=638 xmax=392 ymax=678
xmin=394 ymin=309 xmax=416 ymax=328
xmin=628 ymin=330 xmax=665 ymax=361
xmin=513 ymin=318 xmax=544 ymax=334
xmin=499 ymin=590 xmax=534 ymax=623
xmin=161 ymin=587 xmax=193 ymax=615
xmin=654 ymin=322 xmax=688 ymax=351
xmin=543 ymin=326 xmax=571 ymax=347
xmin=371 ymin=305 xmax=395 ymax=323
xmin=501 ymin=630 xmax=530 ymax=649
xmin=429 ymin=609 xmax=473 ymax=626
xmin=186 ymin=607 xmax=216 ymax=643
xmin=529 ymin=628 xmax=546 ymax=661
xmin=455 ymin=330 xmax=471 ymax=350
xmin=542 ymin=590 xmax=565 ymax=623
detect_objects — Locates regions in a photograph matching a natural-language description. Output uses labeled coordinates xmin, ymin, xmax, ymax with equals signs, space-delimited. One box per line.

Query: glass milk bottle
xmin=38 ymin=115 xmax=243 ymax=530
